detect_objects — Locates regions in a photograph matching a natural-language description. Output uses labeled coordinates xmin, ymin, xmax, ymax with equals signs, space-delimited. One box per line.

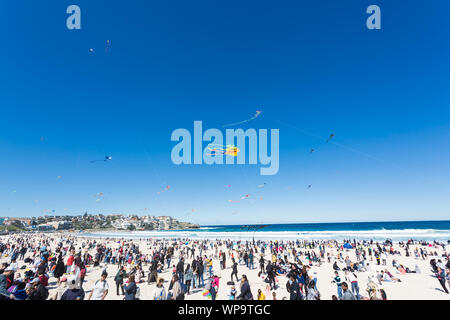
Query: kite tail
xmin=221 ymin=115 xmax=258 ymax=128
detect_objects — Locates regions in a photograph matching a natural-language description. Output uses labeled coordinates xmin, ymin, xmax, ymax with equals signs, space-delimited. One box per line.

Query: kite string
xmin=274 ymin=119 xmax=406 ymax=171
xmin=222 ymin=111 xmax=261 ymax=128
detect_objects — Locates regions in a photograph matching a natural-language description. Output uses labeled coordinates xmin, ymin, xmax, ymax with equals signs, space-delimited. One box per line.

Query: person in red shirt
xmin=38 ymin=272 xmax=49 ymax=287
xmin=66 ymin=249 xmax=75 ymax=274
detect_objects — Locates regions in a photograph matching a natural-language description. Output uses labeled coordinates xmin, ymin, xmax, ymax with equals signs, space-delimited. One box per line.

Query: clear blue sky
xmin=1 ymin=0 xmax=449 ymax=225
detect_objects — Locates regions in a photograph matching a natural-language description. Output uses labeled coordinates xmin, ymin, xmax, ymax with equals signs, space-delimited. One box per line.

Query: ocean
xmin=80 ymin=220 xmax=450 ymax=241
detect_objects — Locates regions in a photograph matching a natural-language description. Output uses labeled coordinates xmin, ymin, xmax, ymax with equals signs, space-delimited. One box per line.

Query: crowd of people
xmin=1 ymin=233 xmax=449 ymax=300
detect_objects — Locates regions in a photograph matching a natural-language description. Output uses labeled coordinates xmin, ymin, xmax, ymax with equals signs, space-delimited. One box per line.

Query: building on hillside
xmin=48 ymin=221 xmax=73 ymax=230
xmin=36 ymin=224 xmax=55 ymax=231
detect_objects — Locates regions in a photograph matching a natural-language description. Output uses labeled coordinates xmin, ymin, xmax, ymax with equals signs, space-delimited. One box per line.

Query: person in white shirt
xmin=344 ymin=269 xmax=360 ymax=300
xmin=88 ymin=272 xmax=109 ymax=300
xmin=6 ymin=259 xmax=18 ymax=272
xmin=382 ymin=252 xmax=388 ymax=266
xmin=151 ymin=278 xmax=167 ymax=300
xmin=32 ymin=257 xmax=41 ymax=273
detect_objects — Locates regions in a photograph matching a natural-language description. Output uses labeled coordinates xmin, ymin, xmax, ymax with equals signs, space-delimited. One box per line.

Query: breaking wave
xmin=79 ymin=228 xmax=450 ymax=241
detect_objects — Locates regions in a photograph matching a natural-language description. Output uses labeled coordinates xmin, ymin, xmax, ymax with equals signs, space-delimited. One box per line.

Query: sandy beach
xmin=1 ymin=232 xmax=449 ymax=300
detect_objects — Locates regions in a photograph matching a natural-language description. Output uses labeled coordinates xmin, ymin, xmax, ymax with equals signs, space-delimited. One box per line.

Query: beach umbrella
xmin=343 ymin=243 xmax=353 ymax=249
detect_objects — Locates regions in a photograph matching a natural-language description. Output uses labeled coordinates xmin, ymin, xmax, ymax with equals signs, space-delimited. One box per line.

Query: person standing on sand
xmin=266 ymin=262 xmax=276 ymax=290
xmin=306 ymin=280 xmax=320 ymax=300
xmin=166 ymin=251 xmax=172 ymax=269
xmin=122 ymin=274 xmax=138 ymax=300
xmin=332 ymin=271 xmax=343 ymax=298
xmin=114 ymin=266 xmax=126 ymax=295
xmin=344 ymin=269 xmax=360 ymax=300
xmin=176 ymin=257 xmax=185 ymax=283
xmin=236 ymin=274 xmax=253 ymax=300
xmin=66 ymin=249 xmax=74 ymax=274
xmin=210 ymin=274 xmax=219 ymax=300
xmin=53 ymin=253 xmax=65 ymax=285
xmin=207 ymin=257 xmax=214 ymax=277
xmin=437 ymin=266 xmax=449 ymax=294
xmin=231 ymin=258 xmax=239 ymax=282
xmin=340 ymin=282 xmax=356 ymax=300
xmin=88 ymin=271 xmax=109 ymax=300
xmin=196 ymin=257 xmax=205 ymax=288
xmin=288 ymin=274 xmax=302 ymax=300
xmin=259 ymin=254 xmax=266 ymax=274
xmin=248 ymin=250 xmax=254 ymax=270
xmin=151 ymin=278 xmax=167 ymax=300
xmin=184 ymin=264 xmax=193 ymax=294
xmin=169 ymin=274 xmax=184 ymax=300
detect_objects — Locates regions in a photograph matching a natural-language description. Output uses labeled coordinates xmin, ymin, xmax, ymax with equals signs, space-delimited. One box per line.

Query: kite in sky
xmin=307 ymin=185 xmax=312 ymax=189
xmin=157 ymin=185 xmax=170 ymax=194
xmin=105 ymin=40 xmax=110 ymax=52
xmin=94 ymin=192 xmax=104 ymax=202
xmin=222 ymin=110 xmax=262 ymax=128
xmin=257 ymin=183 xmax=266 ymax=188
xmin=90 ymin=156 xmax=112 ymax=163
xmin=309 ymin=133 xmax=335 ymax=153
xmin=229 ymin=194 xmax=250 ymax=203
xmin=206 ymin=144 xmax=239 ymax=157
xmin=186 ymin=208 xmax=197 ymax=216
xmin=327 ymin=133 xmax=335 ymax=142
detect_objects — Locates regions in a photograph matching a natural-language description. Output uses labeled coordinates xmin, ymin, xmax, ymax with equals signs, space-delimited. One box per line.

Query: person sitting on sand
xmin=381 ymin=270 xmax=399 ymax=282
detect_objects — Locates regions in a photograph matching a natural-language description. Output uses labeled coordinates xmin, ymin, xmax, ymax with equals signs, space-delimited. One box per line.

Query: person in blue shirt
xmin=123 ymin=274 xmax=138 ymax=300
